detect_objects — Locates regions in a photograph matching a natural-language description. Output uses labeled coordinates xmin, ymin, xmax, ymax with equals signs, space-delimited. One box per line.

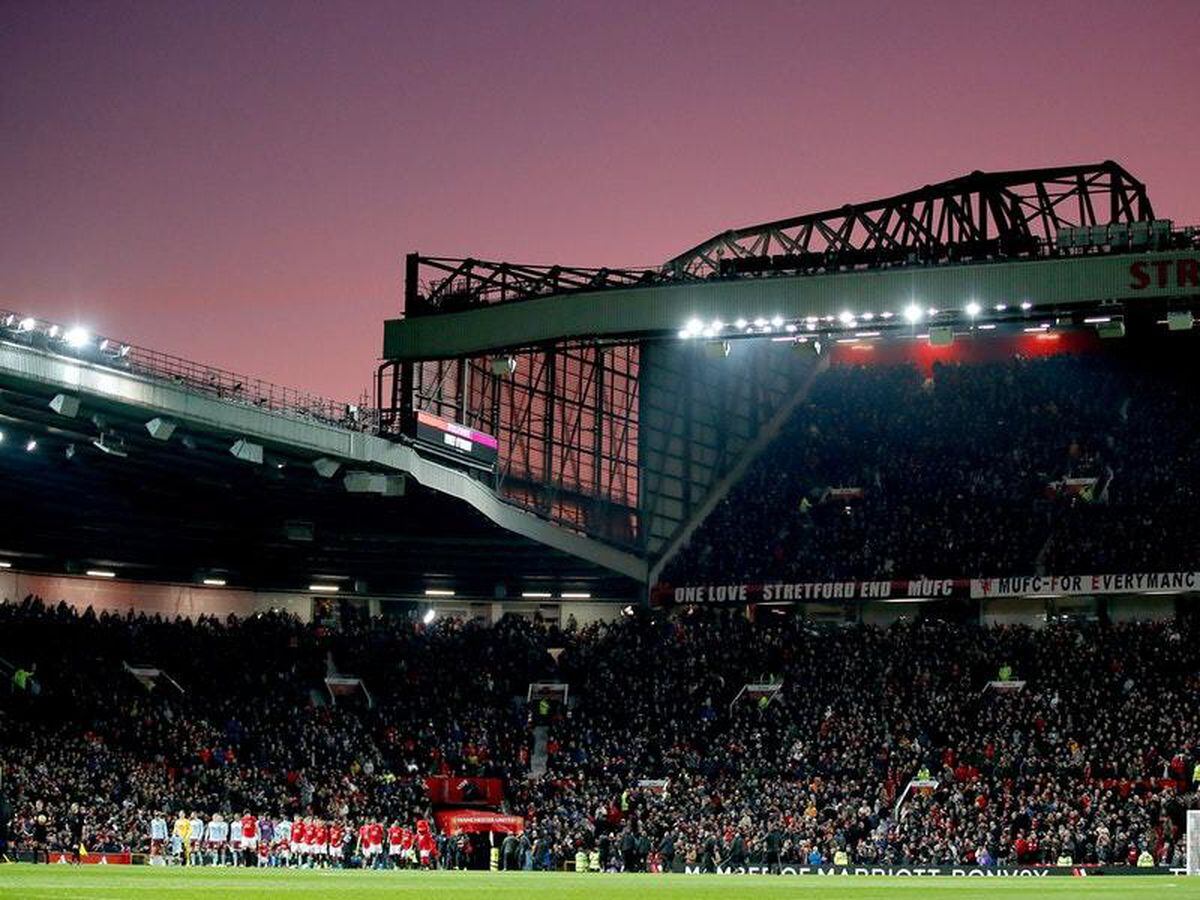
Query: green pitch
xmin=0 ymin=866 xmax=1196 ymax=899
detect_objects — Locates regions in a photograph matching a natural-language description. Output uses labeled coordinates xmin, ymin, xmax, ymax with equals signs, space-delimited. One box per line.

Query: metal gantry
xmin=397 ymin=163 xmax=1158 ymax=313
xmin=407 ymin=256 xmax=656 ymax=315
xmin=665 ymin=161 xmax=1155 ymax=277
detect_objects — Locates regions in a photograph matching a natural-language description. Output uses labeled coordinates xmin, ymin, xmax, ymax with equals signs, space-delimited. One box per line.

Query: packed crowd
xmin=663 ymin=349 xmax=1200 ymax=585
xmin=3 ymin=596 xmax=1199 ymax=870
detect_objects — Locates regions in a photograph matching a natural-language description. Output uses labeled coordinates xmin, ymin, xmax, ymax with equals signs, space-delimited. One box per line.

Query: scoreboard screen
xmin=409 ymin=410 xmax=499 ymax=471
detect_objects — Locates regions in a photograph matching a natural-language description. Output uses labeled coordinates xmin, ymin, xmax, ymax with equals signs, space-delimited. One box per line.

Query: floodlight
xmin=64 ymin=326 xmax=90 ymax=349
xmin=903 ymin=304 xmax=922 ymax=324
xmin=965 ymin=301 xmax=981 ymax=317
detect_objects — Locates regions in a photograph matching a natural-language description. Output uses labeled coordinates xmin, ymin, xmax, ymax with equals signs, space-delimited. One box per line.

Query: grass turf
xmin=0 ymin=867 xmax=1197 ymax=900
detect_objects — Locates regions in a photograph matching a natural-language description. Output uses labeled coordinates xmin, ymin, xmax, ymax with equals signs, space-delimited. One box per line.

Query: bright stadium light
xmin=17 ymin=317 xmax=36 ymax=332
xmin=734 ymin=318 xmax=748 ymax=330
xmin=994 ymin=303 xmax=1007 ymax=311
xmin=965 ymin=301 xmax=981 ymax=318
xmin=752 ymin=317 xmax=767 ymax=329
xmin=24 ymin=439 xmax=37 ymax=452
xmin=422 ymin=609 xmax=436 ymax=625
xmin=676 ymin=329 xmax=690 ymax=339
xmin=64 ymin=326 xmax=91 ymax=349
xmin=770 ymin=315 xmax=784 ymax=328
xmin=903 ymin=303 xmax=922 ymax=324
xmin=838 ymin=310 xmax=855 ymax=326
xmin=86 ymin=569 xmax=116 ymax=578
xmin=685 ymin=317 xmax=703 ymax=335
xmin=0 ymin=561 xmax=12 ymax=569
xmin=522 ymin=591 xmax=553 ymax=599
xmin=202 ymin=578 xmax=227 ymax=587
xmin=561 ymin=592 xmax=591 ymax=599
xmin=860 ymin=312 xmax=874 ymax=321
xmin=425 ymin=588 xmax=455 ymax=597
xmin=309 ymin=583 xmax=339 ymax=593
xmin=880 ymin=311 xmax=894 ymax=319
xmin=1020 ymin=301 xmax=1033 ymax=310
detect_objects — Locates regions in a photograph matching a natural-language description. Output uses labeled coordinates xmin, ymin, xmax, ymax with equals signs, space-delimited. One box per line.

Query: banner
xmin=425 ymin=776 xmax=505 ymax=807
xmin=667 ymin=578 xmax=963 ymax=605
xmin=659 ymin=571 xmax=1200 ymax=606
xmin=434 ymin=809 xmax=524 ymax=835
xmin=1045 ymin=476 xmax=1099 ymax=502
xmin=971 ymin=572 xmax=1200 ymax=598
xmin=637 ymin=778 xmax=669 ymax=793
xmin=676 ymin=863 xmax=1184 ymax=876
xmin=123 ymin=663 xmax=184 ymax=695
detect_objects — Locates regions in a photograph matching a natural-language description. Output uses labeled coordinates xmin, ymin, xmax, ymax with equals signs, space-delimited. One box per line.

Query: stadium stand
xmin=663 ymin=347 xmax=1200 ymax=585
xmin=1 ymin=596 xmax=1197 ymax=870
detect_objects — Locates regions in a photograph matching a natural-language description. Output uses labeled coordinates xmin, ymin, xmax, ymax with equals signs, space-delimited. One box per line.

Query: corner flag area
xmin=0 ymin=868 xmax=1197 ymax=900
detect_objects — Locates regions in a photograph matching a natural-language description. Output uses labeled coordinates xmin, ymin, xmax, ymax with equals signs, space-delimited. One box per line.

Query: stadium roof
xmin=382 ymin=162 xmax=1198 ymax=361
xmin=0 ymin=325 xmax=643 ymax=600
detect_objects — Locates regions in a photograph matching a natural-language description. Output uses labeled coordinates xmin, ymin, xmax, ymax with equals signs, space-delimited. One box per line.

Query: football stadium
xmin=3 ymin=161 xmax=1200 ymax=898
xmin=4 ymin=4 xmax=1200 ymax=899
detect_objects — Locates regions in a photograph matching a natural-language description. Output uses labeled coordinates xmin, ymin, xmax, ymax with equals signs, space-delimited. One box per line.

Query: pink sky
xmin=2 ymin=0 xmax=1197 ymax=400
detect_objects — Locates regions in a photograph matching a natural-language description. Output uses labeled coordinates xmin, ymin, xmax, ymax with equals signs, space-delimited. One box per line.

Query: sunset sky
xmin=2 ymin=0 xmax=1198 ymax=400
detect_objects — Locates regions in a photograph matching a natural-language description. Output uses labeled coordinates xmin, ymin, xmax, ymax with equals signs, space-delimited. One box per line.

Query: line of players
xmin=149 ymin=811 xmax=437 ymax=867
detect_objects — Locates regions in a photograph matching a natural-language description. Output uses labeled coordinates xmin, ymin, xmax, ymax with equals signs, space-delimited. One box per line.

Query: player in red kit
xmin=312 ymin=820 xmax=329 ymax=866
xmin=402 ymin=826 xmax=416 ymax=867
xmin=239 ymin=811 xmax=258 ymax=868
xmin=290 ymin=818 xmax=306 ymax=867
xmin=366 ymin=821 xmax=384 ymax=869
xmin=329 ymin=822 xmax=345 ymax=867
xmin=387 ymin=822 xmax=404 ymax=868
